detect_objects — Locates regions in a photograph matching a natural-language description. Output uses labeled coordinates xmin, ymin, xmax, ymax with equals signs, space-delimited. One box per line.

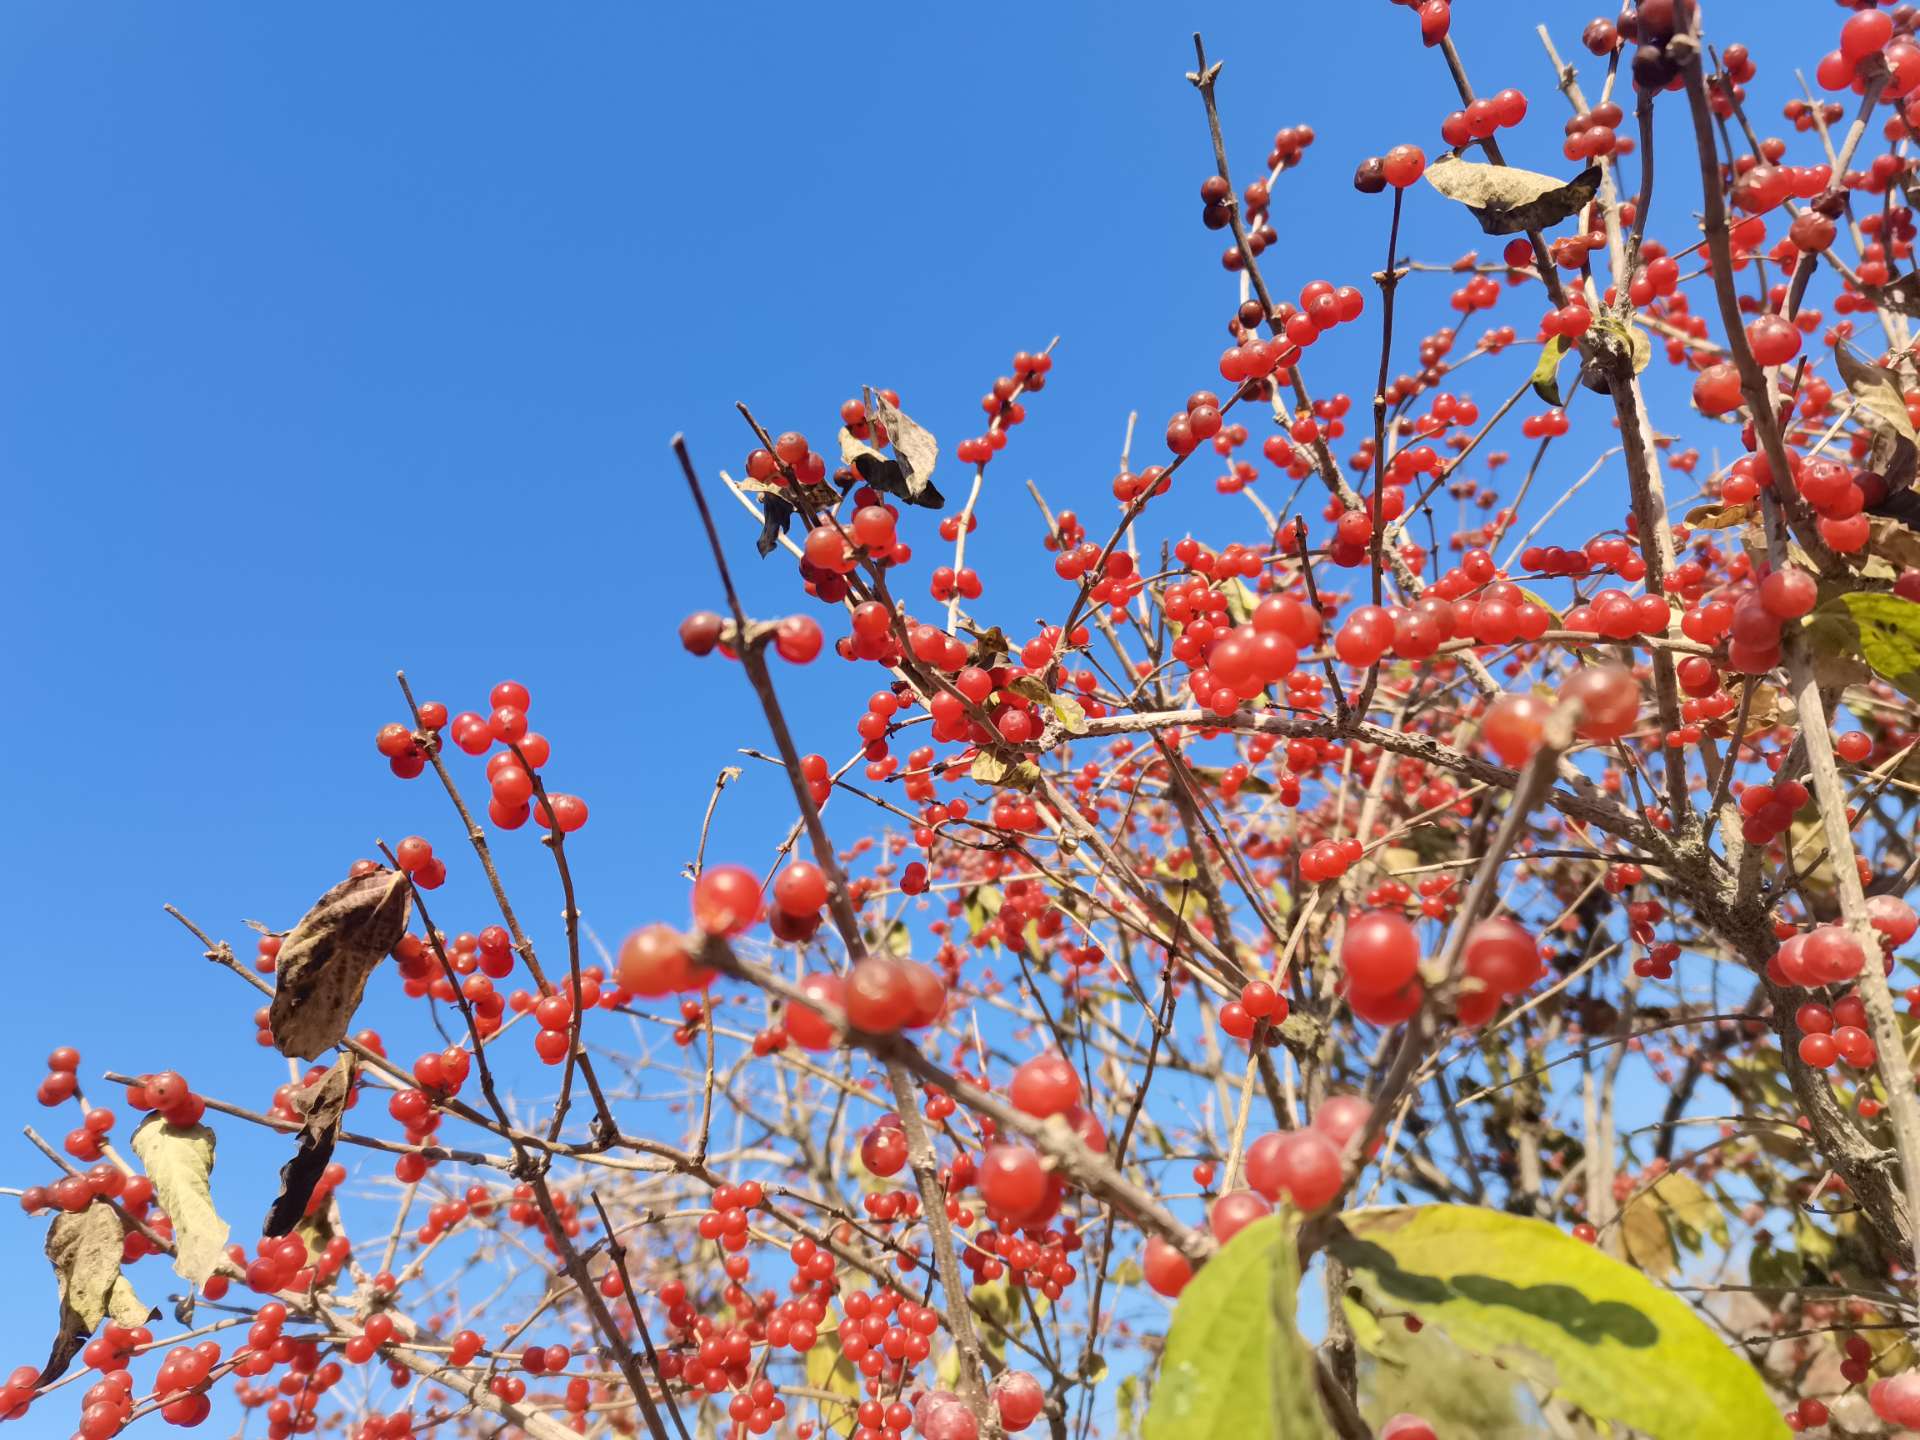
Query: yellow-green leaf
xmin=1144 ymin=1214 xmax=1336 ymax=1440
xmin=1332 ymin=1205 xmax=1787 ymax=1440
xmin=131 ymin=1115 xmax=230 ymax=1287
xmin=1833 ymin=593 xmax=1920 ymax=700
xmin=804 ymin=1329 xmax=861 ymax=1436
xmin=1532 ymin=337 xmax=1569 ymax=407
xmin=1050 ymin=692 xmax=1089 ymax=735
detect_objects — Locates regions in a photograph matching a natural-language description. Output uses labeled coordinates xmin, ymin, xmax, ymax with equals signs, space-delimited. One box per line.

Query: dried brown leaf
xmin=1423 ymin=156 xmax=1602 ymax=235
xmin=41 ymin=1201 xmax=150 ymax=1384
xmin=264 ymin=1053 xmax=358 ymax=1237
xmin=1684 ymin=501 xmax=1753 ymax=531
xmin=845 ymin=396 xmax=943 ymax=509
xmin=1870 ymin=515 xmax=1920 ymax=571
xmin=1827 ymin=341 xmax=1920 ymax=445
xmin=1867 ymin=270 xmax=1920 ymax=317
xmin=269 ymin=868 xmax=412 ymax=1060
xmin=131 ymin=1115 xmax=230 ymax=1287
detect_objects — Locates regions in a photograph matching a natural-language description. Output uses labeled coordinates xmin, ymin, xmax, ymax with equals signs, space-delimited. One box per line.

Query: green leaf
xmin=1531 ymin=337 xmax=1569 ymax=406
xmin=1144 ymin=1214 xmax=1337 ymax=1440
xmin=1422 ymin=156 xmax=1601 ymax=234
xmin=1833 ymin=592 xmax=1920 ymax=700
xmin=1332 ymin=1205 xmax=1787 ymax=1440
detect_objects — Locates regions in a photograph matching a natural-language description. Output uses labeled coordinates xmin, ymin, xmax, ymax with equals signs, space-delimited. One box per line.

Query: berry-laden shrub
xmin=17 ymin=4 xmax=1920 ymax=1439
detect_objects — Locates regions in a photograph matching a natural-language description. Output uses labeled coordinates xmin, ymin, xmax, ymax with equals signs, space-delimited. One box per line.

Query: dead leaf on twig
xmin=1684 ymin=501 xmax=1753 ymax=531
xmin=1423 ymin=156 xmax=1601 ymax=235
xmin=263 ymin=1053 xmax=357 ymax=1237
xmin=268 ymin=868 xmax=411 ymax=1060
xmin=41 ymin=1202 xmax=151 ymax=1385
xmin=1867 ymin=270 xmax=1920 ymax=317
xmin=840 ymin=394 xmax=944 ymax=509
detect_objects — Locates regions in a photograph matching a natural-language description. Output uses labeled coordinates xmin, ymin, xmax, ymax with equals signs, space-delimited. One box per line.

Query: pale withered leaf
xmin=269 ymin=868 xmax=412 ymax=1060
xmin=845 ymin=397 xmax=944 ymax=509
xmin=1867 ymin=270 xmax=1920 ymax=317
xmin=131 ymin=1115 xmax=230 ymax=1288
xmin=264 ymin=1053 xmax=357 ymax=1238
xmin=1423 ymin=156 xmax=1602 ymax=235
xmin=1870 ymin=515 xmax=1920 ymax=570
xmin=1835 ymin=342 xmax=1918 ymax=439
xmin=1836 ymin=342 xmax=1918 ymax=495
xmin=42 ymin=1201 xmax=151 ymax=1384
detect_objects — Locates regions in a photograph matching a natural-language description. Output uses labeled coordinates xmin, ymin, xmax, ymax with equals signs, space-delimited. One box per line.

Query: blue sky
xmin=0 ymin=0 xmax=1844 ymax=1419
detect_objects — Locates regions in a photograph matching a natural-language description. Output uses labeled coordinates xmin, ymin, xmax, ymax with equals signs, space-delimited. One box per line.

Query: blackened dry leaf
xmin=131 ymin=1115 xmax=230 ymax=1287
xmin=264 ymin=1053 xmax=357 ymax=1237
xmin=1423 ymin=156 xmax=1602 ymax=235
xmin=757 ymin=493 xmax=795 ymax=557
xmin=269 ymin=868 xmax=412 ymax=1060
xmin=960 ymin=624 xmax=1010 ymax=666
xmin=42 ymin=1201 xmax=150 ymax=1384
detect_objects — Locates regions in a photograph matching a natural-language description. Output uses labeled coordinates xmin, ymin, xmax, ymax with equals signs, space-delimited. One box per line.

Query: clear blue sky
xmin=1 ymin=0 xmax=1835 ymax=1407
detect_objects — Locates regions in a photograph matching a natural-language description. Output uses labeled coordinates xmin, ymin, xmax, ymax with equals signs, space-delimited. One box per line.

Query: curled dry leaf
xmin=1866 ymin=270 xmax=1920 ymax=317
xmin=1835 ymin=342 xmax=1918 ymax=495
xmin=1869 ymin=515 xmax=1920 ymax=570
xmin=1834 ymin=342 xmax=1917 ymax=440
xmin=269 ymin=867 xmax=412 ymax=1060
xmin=755 ymin=492 xmax=795 ymax=557
xmin=264 ymin=1052 xmax=358 ymax=1237
xmin=1422 ymin=156 xmax=1602 ymax=235
xmin=840 ymin=395 xmax=944 ymax=509
xmin=1684 ymin=500 xmax=1754 ymax=531
xmin=131 ymin=1114 xmax=230 ymax=1288
xmin=41 ymin=1200 xmax=152 ymax=1384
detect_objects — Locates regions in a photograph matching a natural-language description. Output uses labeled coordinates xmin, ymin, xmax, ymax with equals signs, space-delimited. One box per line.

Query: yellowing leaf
xmin=1332 ymin=1205 xmax=1788 ymax=1439
xmin=1532 ymin=337 xmax=1569 ymax=406
xmin=1144 ymin=1214 xmax=1337 ymax=1440
xmin=805 ymin=1329 xmax=861 ymax=1436
xmin=1618 ymin=1191 xmax=1677 ymax=1278
xmin=131 ymin=1115 xmax=230 ymax=1288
